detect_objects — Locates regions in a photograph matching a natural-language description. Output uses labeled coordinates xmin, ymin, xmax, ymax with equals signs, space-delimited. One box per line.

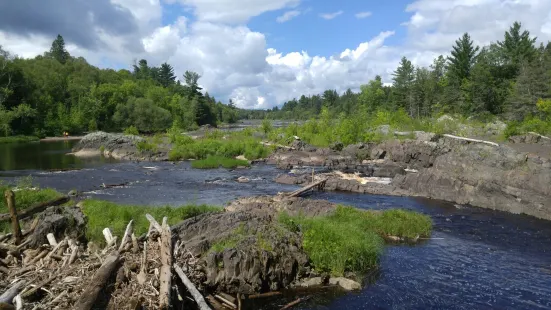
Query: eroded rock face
xmin=171 ymin=196 xmax=339 ymax=294
xmin=509 ymin=133 xmax=551 ymax=146
xmin=271 ymin=135 xmax=551 ymax=220
xmin=29 ymin=206 xmax=88 ymax=247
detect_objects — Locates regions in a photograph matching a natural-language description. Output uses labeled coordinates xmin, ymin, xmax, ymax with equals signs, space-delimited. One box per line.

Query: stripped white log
xmin=174 ymin=264 xmax=212 ymax=310
xmin=68 ymin=245 xmax=79 ymax=265
xmin=118 ymin=220 xmax=134 ymax=251
xmin=46 ymin=233 xmax=57 ymax=247
xmin=46 ymin=238 xmax=67 ymax=262
xmin=442 ymin=134 xmax=499 ymax=147
xmin=145 ymin=214 xmax=162 ymax=233
xmin=102 ymin=228 xmax=114 ymax=246
xmin=0 ymin=280 xmax=26 ymax=304
xmin=14 ymin=294 xmax=22 ymax=310
xmin=159 ymin=218 xmax=172 ymax=310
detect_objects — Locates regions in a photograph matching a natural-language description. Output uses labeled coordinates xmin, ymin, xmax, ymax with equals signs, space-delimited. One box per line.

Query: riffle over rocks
xmin=271 ymin=134 xmax=551 ymax=220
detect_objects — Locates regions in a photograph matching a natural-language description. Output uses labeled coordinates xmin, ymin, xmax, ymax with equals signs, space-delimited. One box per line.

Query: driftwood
xmin=287 ymin=179 xmax=327 ymax=198
xmin=442 ymin=134 xmax=499 ymax=147
xmin=46 ymin=233 xmax=57 ymax=246
xmin=0 ymin=280 xmax=26 ymax=305
xmin=248 ymin=291 xmax=282 ymax=299
xmin=158 ymin=217 xmax=172 ymax=310
xmin=174 ymin=264 xmax=212 ymax=310
xmin=21 ymin=273 xmax=58 ymax=299
xmin=214 ymin=294 xmax=237 ymax=309
xmin=131 ymin=233 xmax=139 ymax=254
xmin=4 ymin=190 xmax=22 ymax=245
xmin=119 ymin=220 xmax=133 ymax=251
xmin=137 ymin=241 xmax=147 ymax=285
xmin=280 ymin=296 xmax=311 ymax=310
xmin=0 ymin=196 xmax=70 ymax=222
xmin=73 ymin=252 xmax=120 ymax=310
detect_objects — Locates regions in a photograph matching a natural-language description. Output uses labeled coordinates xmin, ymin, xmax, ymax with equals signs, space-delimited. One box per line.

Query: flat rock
xmin=329 ymin=277 xmax=361 ymax=290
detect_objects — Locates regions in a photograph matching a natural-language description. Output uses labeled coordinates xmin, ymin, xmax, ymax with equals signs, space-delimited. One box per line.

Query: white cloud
xmin=276 ymin=10 xmax=301 ymax=23
xmin=319 ymin=10 xmax=343 ymax=20
xmin=355 ymin=11 xmax=372 ymax=19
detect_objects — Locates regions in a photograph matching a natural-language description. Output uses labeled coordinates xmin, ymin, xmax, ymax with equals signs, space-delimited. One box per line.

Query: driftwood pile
xmin=0 ymin=211 xmax=215 ymax=310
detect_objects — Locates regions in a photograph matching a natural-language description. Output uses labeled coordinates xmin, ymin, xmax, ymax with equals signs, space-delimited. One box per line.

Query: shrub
xmin=124 ymin=125 xmax=139 ymax=135
xmin=136 ymin=140 xmax=157 ymax=153
xmin=191 ymin=155 xmax=249 ymax=169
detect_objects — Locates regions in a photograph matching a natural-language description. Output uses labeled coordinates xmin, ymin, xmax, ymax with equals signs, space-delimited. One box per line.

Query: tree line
xmin=0 ymin=35 xmax=239 ymax=137
xmin=265 ymin=22 xmax=551 ymax=124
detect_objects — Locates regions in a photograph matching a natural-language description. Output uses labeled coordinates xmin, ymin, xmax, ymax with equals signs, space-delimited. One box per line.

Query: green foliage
xmin=0 ymin=178 xmax=62 ymax=214
xmin=169 ymin=135 xmax=271 ymax=161
xmin=114 ymin=98 xmax=172 ymax=133
xmin=261 ymin=118 xmax=273 ymax=134
xmin=504 ymin=117 xmax=551 ymax=138
xmin=0 ymin=135 xmax=39 ymax=144
xmin=191 ymin=155 xmax=250 ymax=169
xmin=124 ymin=125 xmax=139 ymax=135
xmin=136 ymin=140 xmax=158 ymax=153
xmin=81 ymin=200 xmax=221 ymax=245
xmin=279 ymin=206 xmax=432 ymax=276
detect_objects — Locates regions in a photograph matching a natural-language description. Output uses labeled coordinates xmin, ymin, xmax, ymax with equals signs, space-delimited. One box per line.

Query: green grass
xmin=136 ymin=140 xmax=158 ymax=153
xmin=279 ymin=206 xmax=432 ymax=276
xmin=124 ymin=125 xmax=139 ymax=136
xmin=191 ymin=156 xmax=250 ymax=169
xmin=81 ymin=200 xmax=222 ymax=244
xmin=209 ymin=223 xmax=248 ymax=253
xmin=0 ymin=135 xmax=39 ymax=144
xmin=168 ymin=135 xmax=271 ymax=161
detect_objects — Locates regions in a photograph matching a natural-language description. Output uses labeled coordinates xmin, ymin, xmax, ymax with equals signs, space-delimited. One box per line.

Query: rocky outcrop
xmin=171 ymin=196 xmax=343 ymax=295
xmin=71 ymin=131 xmax=168 ymax=161
xmin=509 ymin=132 xmax=551 ymax=146
xmin=272 ymin=135 xmax=551 ymax=220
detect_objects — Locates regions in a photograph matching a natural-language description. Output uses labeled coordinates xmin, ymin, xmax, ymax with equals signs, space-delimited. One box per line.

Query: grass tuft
xmin=279 ymin=205 xmax=432 ymax=276
xmin=81 ymin=200 xmax=222 ymax=244
xmin=191 ymin=156 xmax=250 ymax=169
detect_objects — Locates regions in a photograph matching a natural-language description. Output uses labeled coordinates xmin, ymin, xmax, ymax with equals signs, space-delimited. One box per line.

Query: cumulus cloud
xmin=319 ymin=11 xmax=344 ymax=20
xmin=276 ymin=10 xmax=301 ymax=23
xmin=355 ymin=11 xmax=372 ymax=19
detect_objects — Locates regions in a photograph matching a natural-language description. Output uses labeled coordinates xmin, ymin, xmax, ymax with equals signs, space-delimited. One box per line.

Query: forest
xmin=0 ymin=35 xmax=240 ymax=138
xmin=264 ymin=22 xmax=551 ymax=135
xmin=1 ymin=21 xmax=550 ymax=139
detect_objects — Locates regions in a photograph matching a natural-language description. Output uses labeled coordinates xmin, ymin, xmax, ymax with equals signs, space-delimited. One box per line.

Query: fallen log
xmin=159 ymin=217 xmax=172 ymax=310
xmin=73 ymin=252 xmax=120 ymax=310
xmin=174 ymin=264 xmax=212 ymax=310
xmin=248 ymin=291 xmax=282 ymax=299
xmin=0 ymin=280 xmax=26 ymax=306
xmin=280 ymin=296 xmax=311 ymax=310
xmin=4 ymin=190 xmax=22 ymax=245
xmin=0 ymin=196 xmax=70 ymax=222
xmin=214 ymin=295 xmax=236 ymax=309
xmin=287 ymin=179 xmax=327 ymax=198
xmin=21 ymin=273 xmax=58 ymax=299
xmin=442 ymin=134 xmax=499 ymax=147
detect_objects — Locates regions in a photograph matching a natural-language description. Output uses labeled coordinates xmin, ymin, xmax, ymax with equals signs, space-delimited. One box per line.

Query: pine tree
xmin=158 ymin=63 xmax=176 ymax=87
xmin=49 ymin=34 xmax=70 ymax=64
xmin=392 ymin=57 xmax=415 ymax=114
xmin=498 ymin=21 xmax=537 ymax=74
xmin=448 ymin=33 xmax=479 ymax=81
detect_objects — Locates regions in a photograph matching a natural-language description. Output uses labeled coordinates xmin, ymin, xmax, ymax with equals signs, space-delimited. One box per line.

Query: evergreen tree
xmin=184 ymin=70 xmax=202 ymax=99
xmin=448 ymin=33 xmax=479 ymax=81
xmin=498 ymin=21 xmax=537 ymax=74
xmin=158 ymin=63 xmax=176 ymax=87
xmin=49 ymin=34 xmax=70 ymax=64
xmin=392 ymin=57 xmax=415 ymax=114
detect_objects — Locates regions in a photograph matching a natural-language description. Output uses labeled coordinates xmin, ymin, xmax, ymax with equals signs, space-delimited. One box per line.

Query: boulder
xmin=236 ymin=176 xmax=250 ymax=183
xmin=28 ymin=206 xmax=88 ymax=247
xmin=329 ymin=277 xmax=361 ymax=290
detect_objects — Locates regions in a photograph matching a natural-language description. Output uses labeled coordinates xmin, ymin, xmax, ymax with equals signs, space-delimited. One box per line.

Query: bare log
xmin=0 ymin=233 xmax=12 ymax=243
xmin=0 ymin=280 xmax=26 ymax=305
xmin=287 ymin=179 xmax=327 ymax=198
xmin=248 ymin=291 xmax=282 ymax=299
xmin=27 ymin=249 xmax=48 ymax=265
xmin=118 ymin=220 xmax=133 ymax=251
xmin=145 ymin=214 xmax=162 ymax=233
xmin=103 ymin=228 xmax=114 ymax=246
xmin=0 ymin=196 xmax=70 ymax=222
xmin=21 ymin=273 xmax=58 ymax=299
xmin=73 ymin=252 xmax=120 ymax=310
xmin=159 ymin=218 xmax=172 ymax=310
xmin=131 ymin=233 xmax=139 ymax=254
xmin=49 ymin=290 xmax=67 ymax=305
xmin=46 ymin=233 xmax=57 ymax=246
xmin=174 ymin=264 xmax=212 ymax=310
xmin=214 ymin=295 xmax=236 ymax=309
xmin=4 ymin=190 xmax=22 ymax=245
xmin=442 ymin=134 xmax=499 ymax=147
xmin=280 ymin=296 xmax=311 ymax=310
xmin=46 ymin=238 xmax=67 ymax=262
xmin=68 ymin=245 xmax=79 ymax=265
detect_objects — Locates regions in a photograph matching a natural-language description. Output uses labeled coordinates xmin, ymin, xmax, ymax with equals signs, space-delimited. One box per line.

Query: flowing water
xmin=1 ymin=141 xmax=550 ymax=310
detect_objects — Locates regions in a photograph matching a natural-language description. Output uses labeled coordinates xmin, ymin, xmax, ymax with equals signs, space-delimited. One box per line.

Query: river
xmin=1 ymin=141 xmax=551 ymax=310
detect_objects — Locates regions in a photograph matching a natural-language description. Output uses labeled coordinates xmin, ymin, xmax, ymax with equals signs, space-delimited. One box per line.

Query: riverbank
xmin=40 ymin=136 xmax=84 ymax=142
xmin=0 ymin=136 xmax=39 ymax=144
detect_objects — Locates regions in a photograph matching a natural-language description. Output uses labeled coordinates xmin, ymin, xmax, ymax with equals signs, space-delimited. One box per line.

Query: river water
xmin=1 ymin=141 xmax=551 ymax=310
